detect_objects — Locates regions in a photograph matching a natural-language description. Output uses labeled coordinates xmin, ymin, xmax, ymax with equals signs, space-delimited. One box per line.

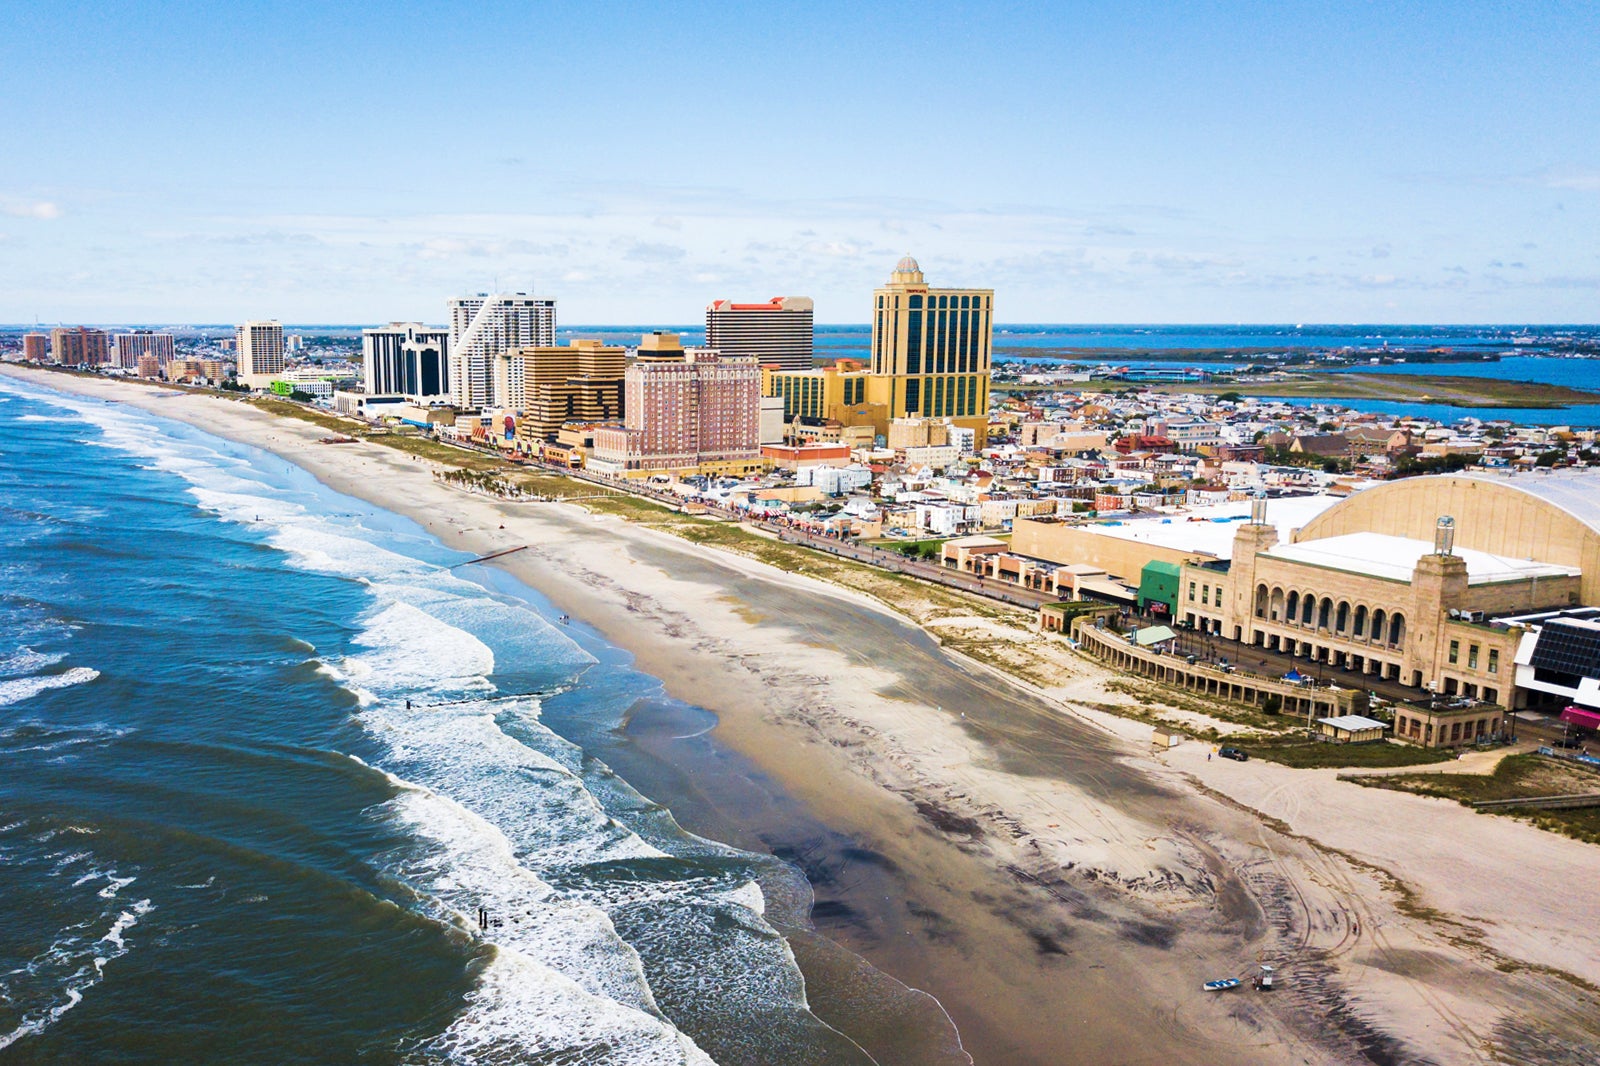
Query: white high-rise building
xmin=447 ymin=294 xmax=556 ymax=408
xmin=236 ymin=320 xmax=286 ymax=388
xmin=113 ymin=331 xmax=176 ymax=369
xmin=706 ymin=296 xmax=814 ymax=371
xmin=362 ymin=322 xmax=451 ymax=402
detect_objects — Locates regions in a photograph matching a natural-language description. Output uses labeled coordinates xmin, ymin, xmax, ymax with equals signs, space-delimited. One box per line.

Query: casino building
xmin=759 ymin=256 xmax=993 ymax=445
xmin=1013 ymin=472 xmax=1600 ymax=738
xmin=865 ymin=256 xmax=992 ymax=444
xmin=1215 ymin=473 xmax=1598 ymax=709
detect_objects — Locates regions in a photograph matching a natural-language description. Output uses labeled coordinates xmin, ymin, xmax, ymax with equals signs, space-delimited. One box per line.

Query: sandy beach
xmin=9 ymin=364 xmax=1600 ymax=1065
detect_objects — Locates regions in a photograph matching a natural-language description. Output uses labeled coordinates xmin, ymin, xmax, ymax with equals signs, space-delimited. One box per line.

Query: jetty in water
xmin=447 ymin=545 xmax=528 ymax=570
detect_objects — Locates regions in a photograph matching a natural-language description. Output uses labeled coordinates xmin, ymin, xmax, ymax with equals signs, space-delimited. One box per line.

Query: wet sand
xmin=11 ymin=365 xmax=1600 ymax=1066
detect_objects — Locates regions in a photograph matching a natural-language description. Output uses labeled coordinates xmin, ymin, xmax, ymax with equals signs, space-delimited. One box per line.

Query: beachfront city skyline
xmin=6 ymin=3 xmax=1600 ymax=1065
xmin=3 ymin=3 xmax=1598 ymax=324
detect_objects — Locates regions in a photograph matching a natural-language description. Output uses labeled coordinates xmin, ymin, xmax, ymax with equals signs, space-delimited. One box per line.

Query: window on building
xmin=1188 ymin=581 xmax=1196 ymax=602
xmin=1202 ymin=585 xmax=1210 ymax=606
xmin=1468 ymin=644 xmax=1479 ymax=670
xmin=1488 ymin=649 xmax=1498 ymax=674
xmin=1448 ymin=640 xmax=1459 ymax=665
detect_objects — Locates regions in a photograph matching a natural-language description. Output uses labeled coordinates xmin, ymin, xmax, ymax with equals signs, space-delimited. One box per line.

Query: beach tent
xmin=1282 ymin=669 xmax=1306 ymax=683
xmin=1134 ymin=625 xmax=1177 ymax=647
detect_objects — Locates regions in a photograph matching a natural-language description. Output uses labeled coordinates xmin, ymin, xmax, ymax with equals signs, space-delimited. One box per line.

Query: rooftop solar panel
xmin=1530 ymin=622 xmax=1600 ymax=678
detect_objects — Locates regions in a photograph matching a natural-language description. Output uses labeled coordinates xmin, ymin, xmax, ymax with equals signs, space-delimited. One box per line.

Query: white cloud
xmin=4 ymin=200 xmax=62 ymax=220
xmin=1537 ymin=166 xmax=1600 ymax=192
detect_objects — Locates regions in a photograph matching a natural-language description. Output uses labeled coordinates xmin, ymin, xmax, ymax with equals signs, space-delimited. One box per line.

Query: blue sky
xmin=2 ymin=1 xmax=1596 ymax=324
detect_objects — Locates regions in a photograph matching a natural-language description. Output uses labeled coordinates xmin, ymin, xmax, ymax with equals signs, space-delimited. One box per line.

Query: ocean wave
xmin=0 ymin=719 xmax=130 ymax=755
xmin=365 ymin=699 xmax=664 ymax=872
xmin=416 ymin=948 xmax=715 ymax=1066
xmin=0 ymin=647 xmax=66 ymax=678
xmin=0 ymin=861 xmax=152 ymax=1054
xmin=344 ymin=601 xmax=497 ymax=701
xmin=0 ymin=667 xmax=101 ymax=708
xmin=378 ymin=783 xmax=713 ymax=1066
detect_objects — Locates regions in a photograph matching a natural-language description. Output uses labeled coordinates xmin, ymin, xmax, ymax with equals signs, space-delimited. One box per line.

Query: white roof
xmin=1459 ymin=471 xmax=1600 ymax=536
xmin=1134 ymin=625 xmax=1178 ymax=645
xmin=1081 ymin=495 xmax=1343 ymax=560
xmin=1265 ymin=532 xmax=1582 ymax=585
xmin=1318 ymin=715 xmax=1388 ymax=731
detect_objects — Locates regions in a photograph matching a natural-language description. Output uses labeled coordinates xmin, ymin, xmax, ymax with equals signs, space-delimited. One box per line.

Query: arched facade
xmin=1209 ymin=473 xmax=1600 ymax=708
xmin=1294 ymin=473 xmax=1600 ymax=603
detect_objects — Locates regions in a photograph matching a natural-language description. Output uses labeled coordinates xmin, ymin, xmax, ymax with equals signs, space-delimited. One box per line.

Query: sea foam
xmin=0 ymin=667 xmax=100 ymax=709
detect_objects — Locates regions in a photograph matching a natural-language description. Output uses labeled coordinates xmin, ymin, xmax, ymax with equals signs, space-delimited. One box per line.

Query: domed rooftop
xmin=889 ymin=254 xmax=925 ymax=284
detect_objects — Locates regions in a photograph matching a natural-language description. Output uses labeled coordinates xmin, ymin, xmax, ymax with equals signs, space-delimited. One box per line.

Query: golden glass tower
xmin=865 ymin=255 xmax=992 ymax=442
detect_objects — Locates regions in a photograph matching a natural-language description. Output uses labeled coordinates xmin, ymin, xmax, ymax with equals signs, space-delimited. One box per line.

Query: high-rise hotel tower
xmin=447 ymin=293 xmax=555 ymax=409
xmin=866 ymin=256 xmax=991 ymax=443
xmin=362 ymin=322 xmax=451 ymax=402
xmin=705 ymin=296 xmax=814 ymax=371
xmin=113 ymin=330 xmax=175 ymax=369
xmin=236 ymin=321 xmax=285 ymax=388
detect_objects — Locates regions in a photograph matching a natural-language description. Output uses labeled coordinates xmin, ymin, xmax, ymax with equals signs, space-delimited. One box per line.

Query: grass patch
xmin=506 ymin=471 xmax=597 ymax=498
xmin=945 ymin=639 xmax=1064 ymax=690
xmin=1349 ymin=753 xmax=1600 ymax=844
xmin=1241 ymin=735 xmax=1457 ymax=769
xmin=1154 ymin=372 xmax=1600 ymax=409
xmin=363 ymin=430 xmax=505 ymax=471
xmin=570 ymin=494 xmax=1025 ymax=626
xmin=1100 ymin=678 xmax=1297 ymax=737
xmin=244 ymin=397 xmax=360 ymax=434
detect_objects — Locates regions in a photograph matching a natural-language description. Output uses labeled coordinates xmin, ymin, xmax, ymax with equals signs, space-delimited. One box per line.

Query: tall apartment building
xmin=447 ymin=293 xmax=556 ymax=409
xmin=362 ymin=322 xmax=451 ymax=402
xmin=589 ymin=332 xmax=761 ymax=475
xmin=493 ymin=339 xmax=626 ymax=443
xmin=705 ymin=296 xmax=814 ymax=372
xmin=114 ymin=330 xmax=176 ymax=369
xmin=236 ymin=321 xmax=286 ymax=388
xmin=50 ymin=327 xmax=111 ymax=366
xmin=22 ymin=333 xmax=48 ymax=362
xmin=865 ymin=256 xmax=993 ymax=443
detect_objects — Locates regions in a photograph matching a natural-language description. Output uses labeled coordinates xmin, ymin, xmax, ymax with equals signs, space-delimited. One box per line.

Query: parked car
xmin=1218 ymin=747 xmax=1249 ymax=762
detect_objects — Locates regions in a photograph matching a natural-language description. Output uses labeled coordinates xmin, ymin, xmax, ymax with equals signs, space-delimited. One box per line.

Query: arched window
xmin=1353 ymin=605 xmax=1368 ymax=638
xmin=1286 ymin=591 xmax=1299 ymax=623
xmin=1318 ymin=597 xmax=1332 ymax=629
xmin=1255 ymin=584 xmax=1269 ymax=618
xmin=1372 ymin=609 xmax=1387 ymax=645
xmin=1390 ymin=613 xmax=1405 ymax=647
xmin=1301 ymin=594 xmax=1315 ymax=626
xmin=1335 ymin=602 xmax=1350 ymax=633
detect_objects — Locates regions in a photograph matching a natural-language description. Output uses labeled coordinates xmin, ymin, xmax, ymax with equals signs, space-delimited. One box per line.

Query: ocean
xmin=0 ymin=374 xmax=881 ymax=1064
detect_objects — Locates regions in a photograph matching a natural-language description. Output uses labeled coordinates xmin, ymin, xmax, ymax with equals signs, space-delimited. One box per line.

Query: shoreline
xmin=9 ymin=363 xmax=1600 ymax=1064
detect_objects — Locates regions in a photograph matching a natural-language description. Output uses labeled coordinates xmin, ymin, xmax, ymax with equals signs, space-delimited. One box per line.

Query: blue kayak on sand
xmin=1203 ymin=978 xmax=1242 ymax=992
